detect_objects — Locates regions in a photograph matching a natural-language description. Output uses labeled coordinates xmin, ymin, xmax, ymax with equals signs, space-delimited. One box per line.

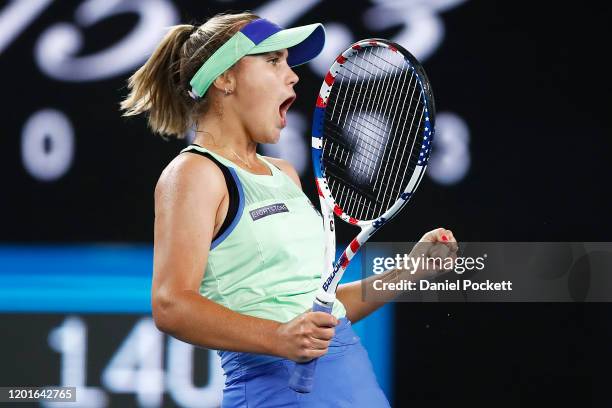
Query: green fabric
xmin=189 ymin=23 xmax=322 ymax=98
xmin=181 ymin=145 xmax=346 ymax=322
xmin=189 ymin=32 xmax=255 ymax=99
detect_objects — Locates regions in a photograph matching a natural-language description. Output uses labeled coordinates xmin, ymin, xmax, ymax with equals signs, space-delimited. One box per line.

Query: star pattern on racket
xmin=418 ymin=108 xmax=433 ymax=166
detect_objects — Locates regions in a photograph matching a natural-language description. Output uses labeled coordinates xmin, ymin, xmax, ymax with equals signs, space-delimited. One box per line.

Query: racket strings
xmin=374 ymin=85 xmax=424 ymax=214
xmin=339 ymin=47 xmax=383 ymax=195
xmin=327 ymin=53 xmax=408 ymax=219
xmin=322 ymin=45 xmax=428 ymax=221
xmin=323 ymin=119 xmax=423 ymax=202
xmin=327 ymin=175 xmax=383 ymax=218
xmin=327 ymin=169 xmax=401 ymax=207
xmin=384 ymin=93 xmax=428 ymax=210
xmin=360 ymin=47 xmax=410 ymax=72
xmin=322 ymin=133 xmax=379 ymax=177
xmin=331 ymin=51 xmax=411 ymax=129
xmin=330 ymin=47 xmax=412 ymax=209
xmin=328 ymin=87 xmax=424 ymax=126
xmin=323 ymin=119 xmax=387 ymax=160
xmin=327 ymin=82 xmax=424 ymax=132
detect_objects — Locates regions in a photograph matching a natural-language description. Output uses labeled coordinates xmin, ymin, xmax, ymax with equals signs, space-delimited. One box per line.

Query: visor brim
xmin=246 ymin=23 xmax=325 ymax=67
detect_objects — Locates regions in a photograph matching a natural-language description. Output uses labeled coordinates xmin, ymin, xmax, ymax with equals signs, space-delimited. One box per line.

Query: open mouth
xmin=279 ymin=95 xmax=296 ymax=127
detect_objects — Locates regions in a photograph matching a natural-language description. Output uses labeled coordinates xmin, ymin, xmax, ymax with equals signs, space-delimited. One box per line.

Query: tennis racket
xmin=288 ymin=38 xmax=436 ymax=393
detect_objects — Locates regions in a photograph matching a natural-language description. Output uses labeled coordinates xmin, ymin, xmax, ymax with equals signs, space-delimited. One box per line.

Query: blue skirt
xmin=219 ymin=318 xmax=390 ymax=407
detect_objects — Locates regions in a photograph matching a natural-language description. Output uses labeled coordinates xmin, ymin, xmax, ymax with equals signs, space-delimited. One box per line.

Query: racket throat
xmin=314 ymin=291 xmax=336 ymax=309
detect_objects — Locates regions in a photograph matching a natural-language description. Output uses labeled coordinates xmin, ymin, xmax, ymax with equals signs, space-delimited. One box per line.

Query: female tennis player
xmin=121 ymin=11 xmax=457 ymax=407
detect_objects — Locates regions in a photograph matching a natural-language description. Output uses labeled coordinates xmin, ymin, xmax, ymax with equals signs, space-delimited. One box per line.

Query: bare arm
xmin=152 ymin=155 xmax=337 ymax=361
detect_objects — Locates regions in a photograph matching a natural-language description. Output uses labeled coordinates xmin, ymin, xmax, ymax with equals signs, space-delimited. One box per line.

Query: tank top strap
xmin=182 ymin=144 xmax=289 ymax=187
xmin=180 ymin=144 xmax=237 ymax=168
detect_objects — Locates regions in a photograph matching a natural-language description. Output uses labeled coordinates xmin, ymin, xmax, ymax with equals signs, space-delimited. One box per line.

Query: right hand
xmin=275 ymin=311 xmax=339 ymax=362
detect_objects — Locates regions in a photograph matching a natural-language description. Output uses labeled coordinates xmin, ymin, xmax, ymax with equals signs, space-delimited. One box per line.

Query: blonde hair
xmin=120 ymin=12 xmax=259 ymax=139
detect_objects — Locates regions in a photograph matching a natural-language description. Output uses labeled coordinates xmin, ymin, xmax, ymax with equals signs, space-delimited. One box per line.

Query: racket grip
xmin=288 ymin=301 xmax=333 ymax=393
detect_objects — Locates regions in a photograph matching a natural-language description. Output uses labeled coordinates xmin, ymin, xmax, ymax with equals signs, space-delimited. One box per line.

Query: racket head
xmin=311 ymin=38 xmax=435 ymax=228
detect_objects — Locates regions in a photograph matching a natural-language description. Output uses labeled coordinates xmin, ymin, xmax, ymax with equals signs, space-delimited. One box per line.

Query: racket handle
xmin=288 ymin=301 xmax=333 ymax=393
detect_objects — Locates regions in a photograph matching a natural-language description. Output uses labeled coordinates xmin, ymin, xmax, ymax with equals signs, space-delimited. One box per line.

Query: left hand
xmin=411 ymin=227 xmax=459 ymax=277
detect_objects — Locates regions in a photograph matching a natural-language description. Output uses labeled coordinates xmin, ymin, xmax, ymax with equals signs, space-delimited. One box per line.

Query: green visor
xmin=188 ymin=18 xmax=325 ymax=99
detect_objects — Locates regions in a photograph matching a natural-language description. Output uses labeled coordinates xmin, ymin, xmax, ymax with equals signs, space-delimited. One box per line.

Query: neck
xmin=194 ymin=110 xmax=257 ymax=161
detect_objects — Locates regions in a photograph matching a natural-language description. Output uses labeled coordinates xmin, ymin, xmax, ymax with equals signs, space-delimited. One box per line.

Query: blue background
xmin=0 ymin=245 xmax=393 ymax=400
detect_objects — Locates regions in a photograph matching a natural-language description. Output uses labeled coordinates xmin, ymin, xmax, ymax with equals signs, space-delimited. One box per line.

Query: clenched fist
xmin=274 ymin=311 xmax=339 ymax=362
xmin=411 ymin=227 xmax=459 ymax=277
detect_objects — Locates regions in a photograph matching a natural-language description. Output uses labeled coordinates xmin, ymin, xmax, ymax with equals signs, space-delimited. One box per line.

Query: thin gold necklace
xmin=228 ymin=146 xmax=252 ymax=168
xmin=194 ymin=129 xmax=253 ymax=168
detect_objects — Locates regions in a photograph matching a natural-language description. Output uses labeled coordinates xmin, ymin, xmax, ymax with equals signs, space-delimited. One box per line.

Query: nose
xmin=287 ymin=66 xmax=299 ymax=87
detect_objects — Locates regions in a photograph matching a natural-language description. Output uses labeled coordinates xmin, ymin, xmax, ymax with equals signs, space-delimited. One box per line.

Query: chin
xmin=266 ymin=129 xmax=282 ymax=144
xmin=256 ymin=133 xmax=280 ymax=145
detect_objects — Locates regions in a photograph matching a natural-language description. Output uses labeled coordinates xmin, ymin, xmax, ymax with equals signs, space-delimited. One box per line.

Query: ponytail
xmin=120 ymin=12 xmax=259 ymax=139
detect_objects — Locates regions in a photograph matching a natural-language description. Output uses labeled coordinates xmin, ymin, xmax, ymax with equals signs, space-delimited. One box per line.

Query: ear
xmin=212 ymin=69 xmax=236 ymax=93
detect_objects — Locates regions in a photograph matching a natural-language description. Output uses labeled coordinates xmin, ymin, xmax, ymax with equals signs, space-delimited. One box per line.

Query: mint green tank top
xmin=181 ymin=145 xmax=346 ymax=322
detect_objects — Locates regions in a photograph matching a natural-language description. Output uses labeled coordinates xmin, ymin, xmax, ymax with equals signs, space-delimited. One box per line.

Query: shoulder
xmin=155 ymin=151 xmax=227 ymax=204
xmin=263 ymin=156 xmax=302 ymax=188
